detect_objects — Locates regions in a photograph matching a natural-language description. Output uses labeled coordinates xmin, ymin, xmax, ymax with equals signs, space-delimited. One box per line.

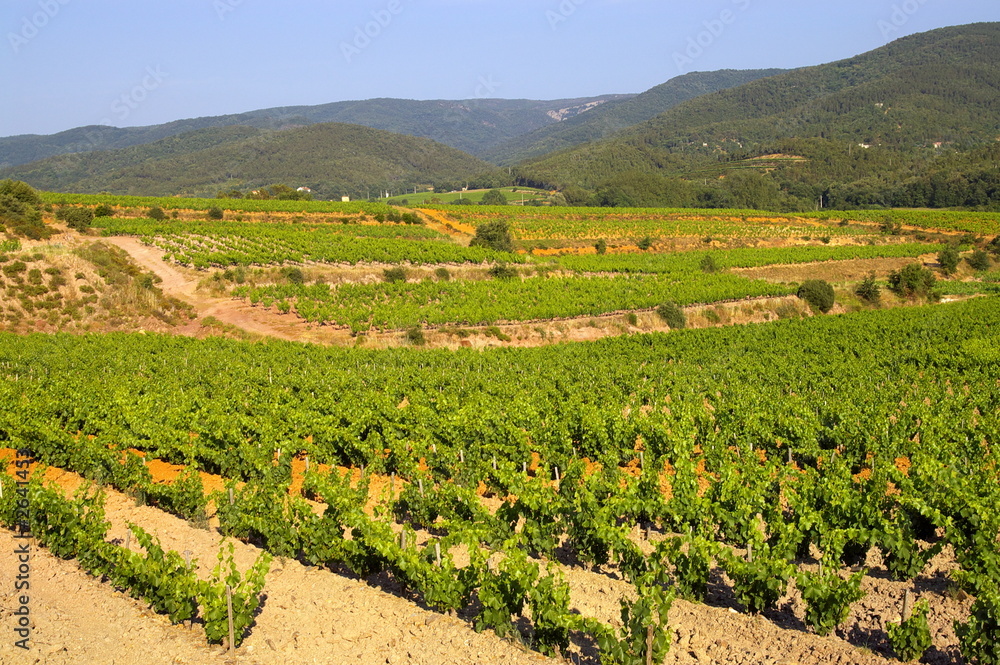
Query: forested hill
xmin=0 ymin=123 xmax=498 ymax=200
xmin=484 ymin=69 xmax=787 ymax=165
xmin=517 ymin=23 xmax=1000 ymax=211
xmin=0 ymin=96 xmax=631 ymax=169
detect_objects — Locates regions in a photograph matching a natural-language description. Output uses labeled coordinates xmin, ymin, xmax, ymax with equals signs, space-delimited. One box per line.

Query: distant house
xmin=341 ymin=196 xmax=351 ymax=203
xmin=297 ymin=187 xmax=312 ymax=193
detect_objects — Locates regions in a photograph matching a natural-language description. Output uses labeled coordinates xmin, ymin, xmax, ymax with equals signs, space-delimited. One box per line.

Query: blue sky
xmin=0 ymin=0 xmax=996 ymax=137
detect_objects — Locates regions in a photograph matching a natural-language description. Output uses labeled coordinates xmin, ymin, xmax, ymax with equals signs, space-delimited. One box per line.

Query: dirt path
xmin=105 ymin=237 xmax=307 ymax=343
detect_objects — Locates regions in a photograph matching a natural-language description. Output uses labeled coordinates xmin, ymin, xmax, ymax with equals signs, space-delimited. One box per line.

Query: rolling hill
xmin=0 ymin=123 xmax=498 ymax=199
xmin=0 ymin=96 xmax=632 ymax=169
xmin=483 ymin=69 xmax=787 ymax=165
xmin=517 ymin=23 xmax=1000 ymax=210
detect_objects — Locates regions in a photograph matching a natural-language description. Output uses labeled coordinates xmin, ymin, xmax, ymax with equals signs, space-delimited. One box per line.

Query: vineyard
xmin=2 ymin=187 xmax=999 ymax=663
xmin=231 ymin=272 xmax=794 ymax=331
xmin=2 ymin=298 xmax=999 ymax=663
xmin=40 ymin=192 xmax=396 ymax=216
xmin=94 ymin=218 xmax=517 ymax=268
xmin=422 ymin=206 xmax=1000 ymax=240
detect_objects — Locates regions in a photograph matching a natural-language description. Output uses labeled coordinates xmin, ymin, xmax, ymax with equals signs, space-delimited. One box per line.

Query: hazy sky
xmin=1 ymin=0 xmax=996 ymax=137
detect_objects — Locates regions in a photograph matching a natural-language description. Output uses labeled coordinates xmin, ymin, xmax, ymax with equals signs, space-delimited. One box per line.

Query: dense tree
xmin=470 ymin=220 xmax=514 ymax=253
xmin=480 ymin=189 xmax=508 ymax=206
xmin=797 ymin=280 xmax=835 ymax=313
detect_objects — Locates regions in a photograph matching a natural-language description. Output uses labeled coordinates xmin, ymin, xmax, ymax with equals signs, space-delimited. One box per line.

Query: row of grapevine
xmin=40 ymin=192 xmax=396 ymax=216
xmin=232 ymin=272 xmax=794 ymax=331
xmin=553 ymin=243 xmax=942 ymax=274
xmin=0 ymin=472 xmax=270 ymax=648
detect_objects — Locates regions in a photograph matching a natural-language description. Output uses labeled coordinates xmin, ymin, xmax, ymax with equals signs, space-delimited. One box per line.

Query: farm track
xmin=104 ymin=236 xmax=308 ymax=343
xmin=2 ymin=450 xmax=973 ymax=665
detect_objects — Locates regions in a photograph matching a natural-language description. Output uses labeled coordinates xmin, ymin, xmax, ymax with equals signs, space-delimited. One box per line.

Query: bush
xmin=470 ymin=220 xmax=514 ymax=253
xmin=855 ymin=273 xmax=881 ymax=304
xmin=637 ymin=236 xmax=653 ymax=251
xmin=94 ymin=204 xmax=114 ymax=218
xmin=797 ymin=280 xmax=835 ymax=313
xmin=656 ymin=302 xmax=686 ymax=330
xmin=434 ymin=267 xmax=451 ymax=281
xmin=889 ymin=264 xmax=937 ymax=299
xmin=282 ymin=267 xmax=305 ymax=285
xmin=57 ymin=207 xmax=95 ymax=232
xmin=405 ymin=326 xmax=426 ymax=346
xmin=595 ymin=239 xmax=607 ymax=255
xmin=967 ymin=249 xmax=992 ymax=272
xmin=148 ymin=206 xmax=167 ymax=221
xmin=938 ymin=245 xmax=960 ymax=275
xmin=700 ymin=254 xmax=719 ymax=274
xmin=479 ymin=189 xmax=508 ymax=206
xmin=383 ymin=267 xmax=409 ymax=283
xmin=207 ymin=206 xmax=224 ymax=220
xmin=988 ymin=236 xmax=1000 ymax=256
xmin=488 ymin=264 xmax=519 ymax=280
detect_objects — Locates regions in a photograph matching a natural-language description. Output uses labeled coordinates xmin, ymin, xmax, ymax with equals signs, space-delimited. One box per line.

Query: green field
xmin=383 ymin=186 xmax=552 ymax=206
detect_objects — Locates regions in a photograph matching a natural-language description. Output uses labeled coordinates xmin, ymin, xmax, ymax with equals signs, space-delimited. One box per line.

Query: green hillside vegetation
xmin=0 ymin=95 xmax=632 ymax=168
xmin=518 ymin=23 xmax=1000 ymax=211
xmin=1 ymin=123 xmax=501 ymax=200
xmin=485 ymin=69 xmax=786 ymax=165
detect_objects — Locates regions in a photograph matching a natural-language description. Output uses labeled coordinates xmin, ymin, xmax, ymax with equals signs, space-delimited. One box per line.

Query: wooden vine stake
xmin=418 ymin=479 xmax=424 ymax=497
xmin=459 ymin=450 xmax=464 ymax=464
xmin=746 ymin=541 xmax=753 ymax=563
xmin=434 ymin=542 xmax=442 ymax=567
xmin=787 ymin=448 xmax=793 ymax=465
xmin=226 ymin=584 xmax=235 ymax=656
xmin=902 ymin=590 xmax=913 ymax=622
xmin=645 ymin=623 xmax=654 ymax=665
xmin=228 ymin=487 xmax=234 ymax=506
xmin=492 ymin=456 xmax=497 ymax=471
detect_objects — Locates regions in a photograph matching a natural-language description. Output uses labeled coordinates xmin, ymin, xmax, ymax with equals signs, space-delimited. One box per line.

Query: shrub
xmin=637 ymin=236 xmax=653 ymax=251
xmin=700 ymin=254 xmax=719 ymax=274
xmin=988 ymin=236 xmax=1000 ymax=256
xmin=93 ymin=204 xmax=114 ymax=218
xmin=207 ymin=206 xmax=224 ymax=220
xmin=479 ymin=189 xmax=508 ymax=206
xmin=148 ymin=206 xmax=167 ymax=221
xmin=625 ymin=312 xmax=638 ymax=326
xmin=405 ymin=326 xmax=426 ymax=346
xmin=938 ymin=245 xmax=960 ymax=275
xmin=967 ymin=249 xmax=992 ymax=272
xmin=470 ymin=220 xmax=514 ymax=253
xmin=855 ymin=273 xmax=881 ymax=304
xmin=488 ymin=264 xmax=519 ymax=280
xmin=434 ymin=267 xmax=451 ymax=281
xmin=797 ymin=280 xmax=835 ymax=313
xmin=656 ymin=302 xmax=686 ymax=330
xmin=282 ymin=267 xmax=305 ymax=285
xmin=594 ymin=239 xmax=607 ymax=255
xmin=383 ymin=267 xmax=408 ymax=283
xmin=889 ymin=264 xmax=937 ymax=299
xmin=57 ymin=207 xmax=95 ymax=232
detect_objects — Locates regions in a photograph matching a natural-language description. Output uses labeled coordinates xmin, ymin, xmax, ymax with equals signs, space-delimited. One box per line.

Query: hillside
xmin=484 ymin=69 xmax=787 ymax=165
xmin=0 ymin=96 xmax=631 ymax=168
xmin=518 ymin=23 xmax=1000 ymax=210
xmin=0 ymin=123 xmax=498 ymax=199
